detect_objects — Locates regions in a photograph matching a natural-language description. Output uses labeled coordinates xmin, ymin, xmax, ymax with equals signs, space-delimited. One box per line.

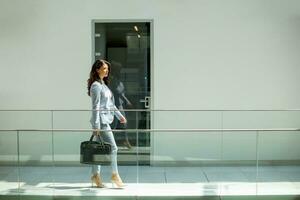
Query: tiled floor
xmin=0 ymin=165 xmax=300 ymax=197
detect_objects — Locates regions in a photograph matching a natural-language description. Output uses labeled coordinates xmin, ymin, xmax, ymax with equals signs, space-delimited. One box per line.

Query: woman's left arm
xmin=114 ymin=105 xmax=127 ymax=123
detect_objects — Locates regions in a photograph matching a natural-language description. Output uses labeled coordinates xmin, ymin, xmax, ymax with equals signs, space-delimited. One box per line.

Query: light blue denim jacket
xmin=90 ymin=81 xmax=123 ymax=129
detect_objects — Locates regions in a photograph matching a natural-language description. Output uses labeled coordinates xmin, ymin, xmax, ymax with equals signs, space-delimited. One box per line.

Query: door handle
xmin=140 ymin=96 xmax=151 ymax=108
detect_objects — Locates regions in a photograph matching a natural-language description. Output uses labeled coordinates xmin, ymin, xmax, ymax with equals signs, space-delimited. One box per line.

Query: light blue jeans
xmin=91 ymin=123 xmax=119 ymax=175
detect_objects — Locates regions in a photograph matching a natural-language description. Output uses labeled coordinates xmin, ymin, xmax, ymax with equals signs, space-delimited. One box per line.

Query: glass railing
xmin=0 ymin=109 xmax=300 ymax=198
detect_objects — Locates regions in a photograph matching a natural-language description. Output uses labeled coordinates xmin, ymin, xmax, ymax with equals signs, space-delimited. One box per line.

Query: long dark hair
xmin=87 ymin=59 xmax=111 ymax=96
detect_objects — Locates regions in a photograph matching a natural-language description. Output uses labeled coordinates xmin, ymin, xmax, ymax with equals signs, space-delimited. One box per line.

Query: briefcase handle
xmin=90 ymin=134 xmax=105 ymax=145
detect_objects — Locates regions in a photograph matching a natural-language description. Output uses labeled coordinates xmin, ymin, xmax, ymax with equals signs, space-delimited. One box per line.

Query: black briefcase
xmin=80 ymin=135 xmax=111 ymax=164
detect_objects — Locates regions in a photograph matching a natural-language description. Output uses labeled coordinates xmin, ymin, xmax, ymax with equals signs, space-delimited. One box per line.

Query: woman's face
xmin=97 ymin=63 xmax=109 ymax=79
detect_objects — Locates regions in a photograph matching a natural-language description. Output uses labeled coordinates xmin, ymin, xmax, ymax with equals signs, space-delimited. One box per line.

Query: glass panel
xmin=0 ymin=131 xmax=18 ymax=195
xmin=136 ymin=110 xmax=223 ymax=196
xmin=219 ymin=131 xmax=257 ymax=196
xmin=257 ymin=130 xmax=300 ymax=195
xmin=2 ymin=110 xmax=300 ymax=197
xmin=52 ymin=130 xmax=91 ymax=196
xmin=0 ymin=111 xmax=52 ymax=196
xmin=18 ymin=131 xmax=53 ymax=195
xmin=118 ymin=130 xmax=139 ymax=195
xmin=222 ymin=111 xmax=260 ymax=195
xmin=138 ymin=129 xmax=223 ymax=196
xmin=224 ymin=110 xmax=300 ymax=195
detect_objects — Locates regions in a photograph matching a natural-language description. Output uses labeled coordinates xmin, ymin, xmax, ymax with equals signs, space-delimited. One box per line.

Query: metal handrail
xmin=0 ymin=128 xmax=300 ymax=132
xmin=1 ymin=109 xmax=300 ymax=111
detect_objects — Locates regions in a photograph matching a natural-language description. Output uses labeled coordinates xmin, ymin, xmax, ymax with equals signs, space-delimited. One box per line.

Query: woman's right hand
xmin=93 ymin=131 xmax=100 ymax=136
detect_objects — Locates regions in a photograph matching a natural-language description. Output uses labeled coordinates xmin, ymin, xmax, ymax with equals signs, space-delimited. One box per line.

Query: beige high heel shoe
xmin=111 ymin=173 xmax=124 ymax=188
xmin=91 ymin=173 xmax=105 ymax=188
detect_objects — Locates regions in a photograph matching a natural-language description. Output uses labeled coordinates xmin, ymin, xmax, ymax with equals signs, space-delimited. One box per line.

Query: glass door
xmin=93 ymin=21 xmax=151 ymax=164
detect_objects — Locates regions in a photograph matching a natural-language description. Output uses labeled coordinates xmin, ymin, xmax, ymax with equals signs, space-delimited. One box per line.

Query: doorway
xmin=92 ymin=21 xmax=152 ymax=164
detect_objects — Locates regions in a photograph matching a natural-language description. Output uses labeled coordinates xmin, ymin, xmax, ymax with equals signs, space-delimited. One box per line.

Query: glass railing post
xmin=221 ymin=110 xmax=224 ymax=161
xmin=256 ymin=130 xmax=259 ymax=195
xmin=136 ymin=110 xmax=139 ymax=185
xmin=51 ymin=110 xmax=55 ymax=194
xmin=17 ymin=130 xmax=20 ymax=194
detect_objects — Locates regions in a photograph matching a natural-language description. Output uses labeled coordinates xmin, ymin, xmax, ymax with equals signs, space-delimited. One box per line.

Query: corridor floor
xmin=1 ymin=165 xmax=300 ymax=197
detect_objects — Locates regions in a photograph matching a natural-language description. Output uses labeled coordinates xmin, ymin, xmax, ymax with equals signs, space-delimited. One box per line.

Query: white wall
xmin=1 ymin=0 xmax=300 ymax=164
